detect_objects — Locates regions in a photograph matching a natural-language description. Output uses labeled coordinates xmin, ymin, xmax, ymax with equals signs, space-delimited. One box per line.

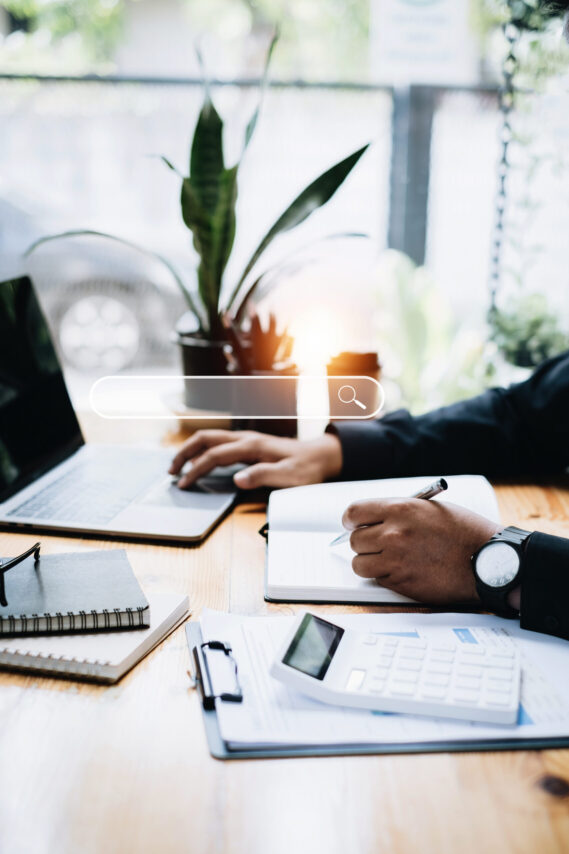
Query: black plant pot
xmin=176 ymin=329 xmax=229 ymax=410
xmin=229 ymin=364 xmax=298 ymax=438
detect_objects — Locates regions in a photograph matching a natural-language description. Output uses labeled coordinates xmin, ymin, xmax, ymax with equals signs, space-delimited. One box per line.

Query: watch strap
xmin=473 ymin=526 xmax=531 ymax=618
xmin=474 ymin=579 xmax=519 ymax=619
xmin=492 ymin=526 xmax=532 ymax=548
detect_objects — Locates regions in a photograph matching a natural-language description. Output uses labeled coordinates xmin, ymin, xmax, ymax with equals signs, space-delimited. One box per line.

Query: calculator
xmin=270 ymin=613 xmax=522 ymax=725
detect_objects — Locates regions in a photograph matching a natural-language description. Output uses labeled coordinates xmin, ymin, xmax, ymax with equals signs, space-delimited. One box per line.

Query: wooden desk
xmin=2 ymin=424 xmax=569 ymax=854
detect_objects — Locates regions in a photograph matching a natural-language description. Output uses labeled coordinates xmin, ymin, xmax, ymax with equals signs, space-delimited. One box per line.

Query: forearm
xmin=330 ymin=352 xmax=569 ymax=481
xmin=331 ymin=390 xmax=546 ymax=479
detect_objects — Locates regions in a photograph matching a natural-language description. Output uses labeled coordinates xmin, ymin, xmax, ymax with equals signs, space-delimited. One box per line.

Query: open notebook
xmin=265 ymin=475 xmax=501 ymax=604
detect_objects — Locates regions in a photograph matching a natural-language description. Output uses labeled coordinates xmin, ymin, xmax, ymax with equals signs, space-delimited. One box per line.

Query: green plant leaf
xmin=159 ymin=155 xmax=182 ymax=176
xmin=190 ymin=95 xmax=224 ymax=215
xmin=181 ymin=179 xmax=216 ymax=321
xmin=243 ymin=29 xmax=279 ymax=154
xmin=210 ymin=164 xmax=239 ymax=307
xmin=227 ymin=143 xmax=370 ymax=309
xmin=181 ymin=165 xmax=238 ymax=331
xmin=24 ymin=229 xmax=207 ymax=330
xmin=181 ymin=87 xmax=232 ymax=333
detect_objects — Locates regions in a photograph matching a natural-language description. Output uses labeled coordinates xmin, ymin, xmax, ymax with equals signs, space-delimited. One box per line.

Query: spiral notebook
xmin=0 ymin=592 xmax=189 ymax=683
xmin=0 ymin=549 xmax=149 ymax=635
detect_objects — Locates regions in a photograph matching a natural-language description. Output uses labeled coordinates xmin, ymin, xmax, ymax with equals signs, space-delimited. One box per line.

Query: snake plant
xmin=26 ymin=37 xmax=369 ymax=341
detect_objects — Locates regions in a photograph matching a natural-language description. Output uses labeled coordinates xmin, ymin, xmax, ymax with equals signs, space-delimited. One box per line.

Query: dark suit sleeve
xmin=522 ymin=533 xmax=569 ymax=640
xmin=329 ymin=351 xmax=569 ymax=480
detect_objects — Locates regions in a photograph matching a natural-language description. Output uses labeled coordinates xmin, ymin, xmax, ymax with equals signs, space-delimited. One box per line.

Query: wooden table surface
xmin=2 ymin=418 xmax=569 ymax=854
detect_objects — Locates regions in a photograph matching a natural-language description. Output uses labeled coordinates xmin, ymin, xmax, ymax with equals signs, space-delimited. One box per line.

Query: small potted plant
xmin=163 ymin=37 xmax=368 ymax=404
xmin=26 ymin=37 xmax=369 ymax=410
xmin=223 ymin=310 xmax=298 ymax=435
xmin=489 ymin=292 xmax=569 ymax=372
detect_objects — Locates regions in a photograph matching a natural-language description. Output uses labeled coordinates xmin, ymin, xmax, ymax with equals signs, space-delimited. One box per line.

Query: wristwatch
xmin=471 ymin=526 xmax=532 ymax=617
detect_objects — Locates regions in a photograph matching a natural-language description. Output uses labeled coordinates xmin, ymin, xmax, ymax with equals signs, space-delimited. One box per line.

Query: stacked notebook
xmin=0 ymin=549 xmax=151 ymax=635
xmin=0 ymin=548 xmax=189 ymax=682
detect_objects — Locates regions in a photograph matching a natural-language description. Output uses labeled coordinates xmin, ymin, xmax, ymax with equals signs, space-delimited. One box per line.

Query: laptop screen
xmin=0 ymin=277 xmax=83 ymax=502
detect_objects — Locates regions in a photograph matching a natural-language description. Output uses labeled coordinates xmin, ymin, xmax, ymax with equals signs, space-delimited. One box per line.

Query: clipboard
xmin=186 ymin=622 xmax=569 ymax=761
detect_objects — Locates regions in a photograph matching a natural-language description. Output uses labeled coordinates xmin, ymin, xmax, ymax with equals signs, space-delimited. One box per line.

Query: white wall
xmin=114 ymin=0 xmax=198 ymax=77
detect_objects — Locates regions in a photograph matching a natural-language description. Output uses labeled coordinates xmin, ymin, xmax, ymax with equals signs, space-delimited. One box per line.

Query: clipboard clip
xmin=190 ymin=640 xmax=243 ymax=710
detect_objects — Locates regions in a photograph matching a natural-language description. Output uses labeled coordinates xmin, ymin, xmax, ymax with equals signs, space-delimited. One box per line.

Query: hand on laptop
xmin=343 ymin=498 xmax=501 ymax=604
xmin=170 ymin=430 xmax=343 ymax=490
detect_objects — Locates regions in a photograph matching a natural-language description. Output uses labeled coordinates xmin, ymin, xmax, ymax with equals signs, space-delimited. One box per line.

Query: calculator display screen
xmin=282 ymin=614 xmax=344 ymax=680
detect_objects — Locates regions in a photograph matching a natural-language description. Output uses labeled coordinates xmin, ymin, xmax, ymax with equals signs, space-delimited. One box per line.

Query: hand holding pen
xmin=330 ymin=478 xmax=448 ymax=547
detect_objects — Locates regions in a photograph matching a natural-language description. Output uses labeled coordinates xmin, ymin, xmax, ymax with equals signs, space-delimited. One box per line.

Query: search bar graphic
xmin=337 ymin=384 xmax=367 ymax=410
xmin=89 ymin=375 xmax=384 ymax=420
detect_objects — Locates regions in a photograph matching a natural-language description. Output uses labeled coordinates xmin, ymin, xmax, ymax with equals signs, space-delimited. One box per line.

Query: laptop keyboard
xmin=8 ymin=450 xmax=168 ymax=526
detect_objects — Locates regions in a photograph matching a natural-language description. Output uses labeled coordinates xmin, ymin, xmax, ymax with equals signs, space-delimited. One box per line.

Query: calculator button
xmin=487 ymin=669 xmax=513 ymax=681
xmin=395 ymin=670 xmax=420 ymax=684
xmin=420 ymin=686 xmax=446 ymax=700
xmin=428 ymin=651 xmax=455 ymax=663
xmin=388 ymin=682 xmax=415 ymax=697
xmin=488 ymin=658 xmax=515 ymax=670
xmin=397 ymin=658 xmax=422 ymax=672
xmin=484 ymin=681 xmax=511 ymax=695
xmin=398 ymin=648 xmax=425 ymax=661
xmin=490 ymin=649 xmax=515 ymax=659
xmin=401 ymin=639 xmax=427 ymax=650
xmin=460 ymin=647 xmax=485 ymax=657
xmin=426 ymin=662 xmax=453 ymax=675
xmin=453 ymin=690 xmax=480 ymax=704
xmin=460 ymin=664 xmax=483 ymax=677
xmin=423 ymin=674 xmax=450 ymax=687
xmin=455 ymin=677 xmax=481 ymax=691
xmin=484 ymin=694 xmax=512 ymax=707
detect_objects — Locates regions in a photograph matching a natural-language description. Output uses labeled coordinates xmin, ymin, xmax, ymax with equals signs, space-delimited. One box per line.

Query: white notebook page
xmin=268 ymin=475 xmax=500 ymax=533
xmin=266 ymin=475 xmax=500 ymax=603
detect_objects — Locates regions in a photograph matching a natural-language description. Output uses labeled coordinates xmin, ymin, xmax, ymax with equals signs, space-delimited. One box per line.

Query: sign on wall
xmin=370 ymin=0 xmax=480 ymax=86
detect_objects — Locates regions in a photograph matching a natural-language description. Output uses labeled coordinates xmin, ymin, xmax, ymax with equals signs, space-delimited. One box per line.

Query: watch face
xmin=476 ymin=542 xmax=520 ymax=589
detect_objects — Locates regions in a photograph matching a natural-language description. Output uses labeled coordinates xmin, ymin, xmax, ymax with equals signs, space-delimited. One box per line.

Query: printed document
xmin=200 ymin=610 xmax=569 ymax=750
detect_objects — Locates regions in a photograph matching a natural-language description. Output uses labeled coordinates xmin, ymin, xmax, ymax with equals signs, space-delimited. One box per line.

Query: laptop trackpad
xmin=138 ymin=479 xmax=235 ymax=509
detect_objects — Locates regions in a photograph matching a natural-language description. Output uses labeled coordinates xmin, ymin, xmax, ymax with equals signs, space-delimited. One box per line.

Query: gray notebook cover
xmin=0 ymin=549 xmax=149 ymax=634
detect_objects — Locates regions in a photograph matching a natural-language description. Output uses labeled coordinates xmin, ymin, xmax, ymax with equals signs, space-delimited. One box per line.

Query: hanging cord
xmin=489 ymin=21 xmax=521 ymax=317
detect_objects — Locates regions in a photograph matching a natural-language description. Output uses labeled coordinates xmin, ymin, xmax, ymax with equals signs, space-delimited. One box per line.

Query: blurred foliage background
xmin=1 ymin=0 xmax=370 ymax=78
xmin=2 ymin=0 xmax=569 ymax=413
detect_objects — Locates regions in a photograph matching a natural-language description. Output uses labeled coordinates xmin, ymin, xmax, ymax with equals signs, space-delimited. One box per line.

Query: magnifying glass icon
xmin=338 ymin=384 xmax=367 ymax=410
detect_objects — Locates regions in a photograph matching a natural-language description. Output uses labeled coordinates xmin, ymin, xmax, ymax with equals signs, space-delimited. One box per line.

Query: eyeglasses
xmin=0 ymin=542 xmax=41 ymax=608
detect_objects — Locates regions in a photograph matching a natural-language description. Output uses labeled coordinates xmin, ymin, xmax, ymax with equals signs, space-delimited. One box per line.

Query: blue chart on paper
xmin=452 ymin=627 xmax=478 ymax=645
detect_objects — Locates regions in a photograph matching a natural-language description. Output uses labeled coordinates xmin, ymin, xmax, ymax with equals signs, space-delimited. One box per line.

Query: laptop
xmin=0 ymin=277 xmax=236 ymax=542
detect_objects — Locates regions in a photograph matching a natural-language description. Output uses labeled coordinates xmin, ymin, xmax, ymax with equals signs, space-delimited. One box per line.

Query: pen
xmin=329 ymin=477 xmax=448 ymax=547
